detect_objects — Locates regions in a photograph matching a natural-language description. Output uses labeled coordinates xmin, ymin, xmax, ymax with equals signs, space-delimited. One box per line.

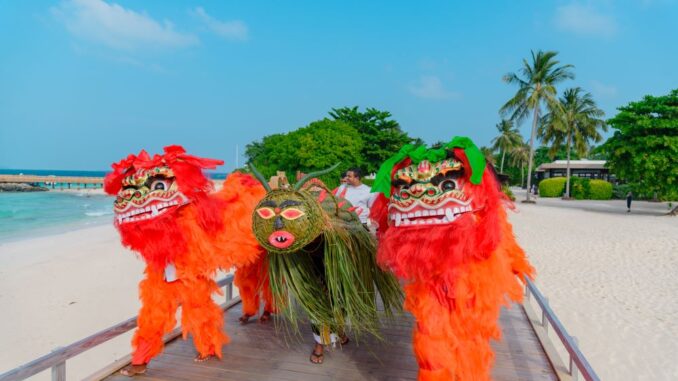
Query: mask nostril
xmin=273 ymin=216 xmax=284 ymax=230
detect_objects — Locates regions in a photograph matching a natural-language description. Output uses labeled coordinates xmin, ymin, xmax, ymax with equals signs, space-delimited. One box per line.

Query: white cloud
xmin=193 ymin=7 xmax=248 ymax=41
xmin=555 ymin=3 xmax=618 ymax=37
xmin=53 ymin=0 xmax=198 ymax=50
xmin=591 ymin=80 xmax=618 ymax=98
xmin=409 ymin=76 xmax=460 ymax=101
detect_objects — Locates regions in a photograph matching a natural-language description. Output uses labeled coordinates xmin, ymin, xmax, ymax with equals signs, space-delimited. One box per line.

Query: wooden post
xmin=50 ymin=347 xmax=66 ymax=381
xmin=226 ymin=282 xmax=233 ymax=302
xmin=51 ymin=362 xmax=65 ymax=381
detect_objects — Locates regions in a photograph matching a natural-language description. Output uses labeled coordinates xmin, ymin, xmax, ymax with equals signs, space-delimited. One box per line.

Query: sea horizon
xmin=0 ymin=168 xmax=229 ymax=179
xmin=0 ymin=168 xmax=231 ymax=244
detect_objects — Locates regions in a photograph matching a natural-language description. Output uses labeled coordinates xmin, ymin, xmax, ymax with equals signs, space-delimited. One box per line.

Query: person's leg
xmin=234 ymin=263 xmax=261 ymax=324
xmin=310 ymin=324 xmax=340 ymax=364
xmin=260 ymin=268 xmax=276 ymax=323
xmin=180 ymin=277 xmax=229 ymax=361
xmin=310 ymin=324 xmax=325 ymax=364
xmin=121 ymin=270 xmax=179 ymax=376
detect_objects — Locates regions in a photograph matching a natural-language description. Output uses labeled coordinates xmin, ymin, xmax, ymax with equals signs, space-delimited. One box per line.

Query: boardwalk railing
xmin=0 ymin=275 xmax=238 ymax=381
xmin=524 ymin=278 xmax=601 ymax=381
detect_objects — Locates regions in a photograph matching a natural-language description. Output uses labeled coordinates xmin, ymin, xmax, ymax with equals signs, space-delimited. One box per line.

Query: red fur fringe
xmin=113 ymin=164 xmax=269 ymax=364
xmin=370 ymin=149 xmax=535 ymax=380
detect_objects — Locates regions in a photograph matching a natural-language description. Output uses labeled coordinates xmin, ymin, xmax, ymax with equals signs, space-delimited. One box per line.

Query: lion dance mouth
xmin=386 ymin=158 xmax=475 ymax=227
xmin=112 ymin=166 xmax=189 ymax=225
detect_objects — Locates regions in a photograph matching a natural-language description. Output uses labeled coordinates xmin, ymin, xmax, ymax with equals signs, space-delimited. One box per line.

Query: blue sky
xmin=1 ymin=0 xmax=676 ymax=171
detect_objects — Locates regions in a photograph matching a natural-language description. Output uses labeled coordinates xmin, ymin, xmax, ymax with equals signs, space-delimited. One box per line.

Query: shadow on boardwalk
xmin=103 ymin=301 xmax=556 ymax=381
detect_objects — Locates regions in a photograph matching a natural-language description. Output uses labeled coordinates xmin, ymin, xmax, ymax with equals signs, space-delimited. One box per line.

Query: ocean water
xmin=0 ymin=169 xmax=228 ymax=243
xmin=0 ymin=191 xmax=114 ymax=243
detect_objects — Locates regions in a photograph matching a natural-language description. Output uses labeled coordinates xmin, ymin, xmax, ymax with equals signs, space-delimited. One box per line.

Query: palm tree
xmin=509 ymin=142 xmax=530 ymax=188
xmin=480 ymin=146 xmax=496 ymax=167
xmin=500 ymin=50 xmax=574 ymax=202
xmin=540 ymin=87 xmax=607 ymax=198
xmin=491 ymin=119 xmax=523 ymax=173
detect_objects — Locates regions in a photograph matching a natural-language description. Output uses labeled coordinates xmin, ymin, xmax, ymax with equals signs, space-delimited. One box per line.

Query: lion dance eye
xmin=400 ymin=190 xmax=410 ymax=199
xmin=151 ymin=180 xmax=169 ymax=191
xmin=256 ymin=207 xmax=276 ymax=219
xmin=280 ymin=208 xmax=305 ymax=220
xmin=440 ymin=180 xmax=456 ymax=191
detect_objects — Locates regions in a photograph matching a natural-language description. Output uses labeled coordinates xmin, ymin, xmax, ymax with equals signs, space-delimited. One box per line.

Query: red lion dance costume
xmin=370 ymin=137 xmax=535 ymax=381
xmin=104 ymin=145 xmax=273 ymax=376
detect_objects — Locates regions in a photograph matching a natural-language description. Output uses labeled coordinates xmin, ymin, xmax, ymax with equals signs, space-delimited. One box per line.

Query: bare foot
xmin=120 ymin=364 xmax=146 ymax=377
xmin=194 ymin=354 xmax=214 ymax=362
xmin=310 ymin=344 xmax=324 ymax=364
xmin=259 ymin=311 xmax=272 ymax=323
xmin=238 ymin=314 xmax=252 ymax=325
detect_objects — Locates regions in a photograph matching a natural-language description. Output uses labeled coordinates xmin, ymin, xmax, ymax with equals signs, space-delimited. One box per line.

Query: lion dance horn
xmin=294 ymin=162 xmax=341 ymax=190
xmin=247 ymin=163 xmax=273 ymax=192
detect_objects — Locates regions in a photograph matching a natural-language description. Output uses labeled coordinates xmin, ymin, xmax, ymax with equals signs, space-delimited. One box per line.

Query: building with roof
xmin=535 ymin=159 xmax=613 ymax=182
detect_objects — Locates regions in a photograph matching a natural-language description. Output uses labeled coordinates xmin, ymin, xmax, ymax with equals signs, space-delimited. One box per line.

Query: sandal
xmin=120 ymin=364 xmax=146 ymax=377
xmin=259 ymin=311 xmax=272 ymax=323
xmin=238 ymin=314 xmax=252 ymax=325
xmin=310 ymin=344 xmax=325 ymax=365
xmin=194 ymin=354 xmax=214 ymax=362
xmin=310 ymin=350 xmax=324 ymax=364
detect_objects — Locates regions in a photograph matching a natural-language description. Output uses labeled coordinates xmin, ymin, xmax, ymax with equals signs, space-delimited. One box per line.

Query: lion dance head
xmin=370 ymin=137 xmax=510 ymax=284
xmin=370 ymin=136 xmax=534 ymax=380
xmin=104 ymin=145 xmax=224 ymax=270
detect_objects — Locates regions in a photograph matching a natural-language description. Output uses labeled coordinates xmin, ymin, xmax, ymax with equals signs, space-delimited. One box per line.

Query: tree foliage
xmin=491 ymin=119 xmax=522 ymax=173
xmin=539 ymin=87 xmax=606 ymax=197
xmin=245 ymin=119 xmax=363 ymax=188
xmin=603 ymin=89 xmax=678 ymax=203
xmin=329 ymin=106 xmax=413 ymax=174
xmin=500 ymin=50 xmax=575 ymax=201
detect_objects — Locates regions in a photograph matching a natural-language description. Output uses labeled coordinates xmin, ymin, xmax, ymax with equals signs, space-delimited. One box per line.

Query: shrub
xmin=538 ymin=178 xmax=567 ymax=197
xmin=613 ymin=183 xmax=632 ymax=199
xmin=588 ymin=180 xmax=613 ymax=200
xmin=570 ymin=177 xmax=591 ymax=200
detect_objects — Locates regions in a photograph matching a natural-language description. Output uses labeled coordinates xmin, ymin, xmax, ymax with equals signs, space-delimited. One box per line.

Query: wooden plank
xmin=101 ymin=301 xmax=558 ymax=381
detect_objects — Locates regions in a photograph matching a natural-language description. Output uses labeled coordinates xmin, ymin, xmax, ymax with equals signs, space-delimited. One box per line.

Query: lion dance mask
xmin=104 ymin=145 xmax=272 ymax=371
xmin=370 ymin=137 xmax=535 ymax=381
xmin=248 ymin=164 xmax=403 ymax=346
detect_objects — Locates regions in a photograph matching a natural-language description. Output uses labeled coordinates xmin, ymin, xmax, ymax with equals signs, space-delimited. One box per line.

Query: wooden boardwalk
xmin=102 ymin=301 xmax=558 ymax=381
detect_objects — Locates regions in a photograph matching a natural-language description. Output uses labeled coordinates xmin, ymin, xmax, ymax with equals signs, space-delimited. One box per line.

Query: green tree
xmin=500 ymin=50 xmax=575 ymax=202
xmin=540 ymin=88 xmax=606 ymax=198
xmin=509 ymin=142 xmax=530 ymax=188
xmin=603 ymin=89 xmax=678 ymax=213
xmin=246 ymin=119 xmax=363 ymax=188
xmin=329 ymin=106 xmax=412 ymax=174
xmin=480 ymin=146 xmax=497 ymax=167
xmin=491 ymin=119 xmax=523 ymax=173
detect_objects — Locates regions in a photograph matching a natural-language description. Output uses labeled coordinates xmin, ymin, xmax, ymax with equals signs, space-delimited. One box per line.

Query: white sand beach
xmin=508 ymin=195 xmax=678 ymax=381
xmin=0 ymin=225 xmax=143 ymax=380
xmin=1 ymin=196 xmax=676 ymax=380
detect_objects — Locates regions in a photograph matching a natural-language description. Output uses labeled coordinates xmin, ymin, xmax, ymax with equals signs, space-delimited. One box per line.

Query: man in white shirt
xmin=342 ymin=168 xmax=377 ymax=226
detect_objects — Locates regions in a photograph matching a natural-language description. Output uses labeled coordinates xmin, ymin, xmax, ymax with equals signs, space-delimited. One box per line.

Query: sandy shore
xmin=509 ymin=197 xmax=678 ymax=381
xmin=1 ymin=198 xmax=676 ymax=380
xmin=0 ymin=225 xmax=235 ymax=380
